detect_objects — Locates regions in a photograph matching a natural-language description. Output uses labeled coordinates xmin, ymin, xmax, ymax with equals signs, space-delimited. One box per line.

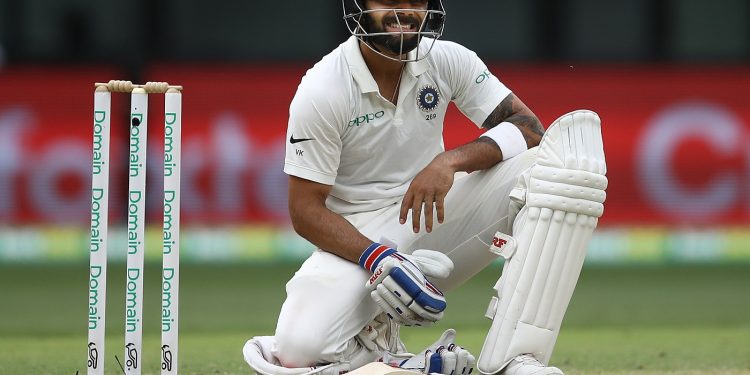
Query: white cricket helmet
xmin=342 ymin=0 xmax=446 ymax=62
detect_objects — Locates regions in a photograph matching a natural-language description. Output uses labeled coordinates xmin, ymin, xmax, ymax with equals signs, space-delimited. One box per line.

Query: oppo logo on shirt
xmin=475 ymin=69 xmax=491 ymax=84
xmin=348 ymin=110 xmax=385 ymax=127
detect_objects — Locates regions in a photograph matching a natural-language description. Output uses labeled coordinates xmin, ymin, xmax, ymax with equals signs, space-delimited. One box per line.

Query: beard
xmin=361 ymin=13 xmax=422 ymax=56
xmin=367 ymin=33 xmax=420 ymax=56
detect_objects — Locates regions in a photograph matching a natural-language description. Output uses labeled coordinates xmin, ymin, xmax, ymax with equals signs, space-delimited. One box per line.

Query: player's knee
xmin=515 ymin=146 xmax=538 ymax=167
xmin=274 ymin=329 xmax=328 ymax=367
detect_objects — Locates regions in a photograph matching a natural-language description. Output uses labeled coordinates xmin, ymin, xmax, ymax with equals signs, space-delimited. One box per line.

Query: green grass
xmin=1 ymin=264 xmax=749 ymax=374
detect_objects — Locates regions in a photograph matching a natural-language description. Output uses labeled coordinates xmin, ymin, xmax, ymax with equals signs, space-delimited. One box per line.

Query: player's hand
xmin=400 ymin=154 xmax=456 ymax=233
xmin=382 ymin=329 xmax=476 ymax=375
xmin=360 ymin=244 xmax=452 ymax=326
xmin=369 ymin=250 xmax=453 ymax=326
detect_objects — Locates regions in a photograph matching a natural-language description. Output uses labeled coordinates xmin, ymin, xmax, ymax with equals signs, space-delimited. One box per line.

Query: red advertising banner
xmin=0 ymin=65 xmax=748 ymax=226
xmin=499 ymin=66 xmax=750 ymax=226
xmin=0 ymin=68 xmax=122 ymax=225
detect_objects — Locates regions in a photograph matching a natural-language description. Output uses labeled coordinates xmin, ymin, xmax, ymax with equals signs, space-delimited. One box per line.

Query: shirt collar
xmin=406 ymin=44 xmax=430 ymax=77
xmin=343 ymin=36 xmax=379 ymax=93
xmin=343 ymin=36 xmax=430 ymax=94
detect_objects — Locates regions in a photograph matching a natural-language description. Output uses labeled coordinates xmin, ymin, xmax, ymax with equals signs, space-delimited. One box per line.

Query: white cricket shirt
xmin=284 ymin=36 xmax=512 ymax=215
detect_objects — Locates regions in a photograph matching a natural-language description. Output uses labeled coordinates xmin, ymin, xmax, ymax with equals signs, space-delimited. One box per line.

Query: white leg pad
xmin=477 ymin=110 xmax=607 ymax=374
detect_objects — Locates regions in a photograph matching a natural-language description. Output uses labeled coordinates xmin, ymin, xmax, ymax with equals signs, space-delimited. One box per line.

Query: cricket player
xmin=244 ymin=1 xmax=607 ymax=375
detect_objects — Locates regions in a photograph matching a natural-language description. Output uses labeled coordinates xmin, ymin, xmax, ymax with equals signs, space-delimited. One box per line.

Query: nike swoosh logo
xmin=289 ymin=135 xmax=316 ymax=144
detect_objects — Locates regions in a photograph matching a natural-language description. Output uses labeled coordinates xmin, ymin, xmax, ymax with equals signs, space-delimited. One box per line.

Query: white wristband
xmin=481 ymin=121 xmax=527 ymax=161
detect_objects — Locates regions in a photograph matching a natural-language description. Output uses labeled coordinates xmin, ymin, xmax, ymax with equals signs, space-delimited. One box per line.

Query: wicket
xmin=87 ymin=80 xmax=183 ymax=375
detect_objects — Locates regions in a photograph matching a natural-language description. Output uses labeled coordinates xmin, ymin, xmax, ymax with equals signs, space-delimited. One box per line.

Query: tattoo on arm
xmin=480 ymin=94 xmax=544 ymax=148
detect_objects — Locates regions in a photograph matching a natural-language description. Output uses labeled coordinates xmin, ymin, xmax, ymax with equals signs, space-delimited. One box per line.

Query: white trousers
xmin=273 ymin=148 xmax=538 ymax=367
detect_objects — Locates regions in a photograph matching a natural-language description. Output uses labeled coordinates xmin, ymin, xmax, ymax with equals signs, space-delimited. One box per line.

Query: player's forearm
xmin=438 ymin=139 xmax=504 ymax=173
xmin=481 ymin=93 xmax=544 ymax=149
xmin=289 ymin=203 xmax=372 ymax=263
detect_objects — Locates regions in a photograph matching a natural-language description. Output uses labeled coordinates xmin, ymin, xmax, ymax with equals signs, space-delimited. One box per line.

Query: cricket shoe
xmin=501 ymin=354 xmax=563 ymax=375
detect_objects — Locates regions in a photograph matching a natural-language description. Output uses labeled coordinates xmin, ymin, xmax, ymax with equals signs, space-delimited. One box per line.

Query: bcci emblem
xmin=417 ymin=85 xmax=440 ymax=112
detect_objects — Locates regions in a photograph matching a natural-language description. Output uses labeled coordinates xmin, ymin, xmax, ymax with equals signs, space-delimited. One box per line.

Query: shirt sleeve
xmin=442 ymin=42 xmax=512 ymax=128
xmin=283 ymin=87 xmax=343 ymax=186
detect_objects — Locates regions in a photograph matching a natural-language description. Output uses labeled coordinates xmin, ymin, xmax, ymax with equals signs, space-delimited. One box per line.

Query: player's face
xmin=363 ymin=0 xmax=429 ymax=57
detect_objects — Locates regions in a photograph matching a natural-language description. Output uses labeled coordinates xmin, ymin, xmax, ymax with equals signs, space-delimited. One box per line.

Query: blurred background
xmin=0 ymin=0 xmax=748 ymax=264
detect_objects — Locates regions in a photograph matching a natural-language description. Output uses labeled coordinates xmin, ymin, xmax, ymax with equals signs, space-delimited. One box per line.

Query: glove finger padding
xmin=405 ymin=250 xmax=454 ymax=279
xmin=383 ymin=329 xmax=477 ymax=375
xmin=366 ymin=253 xmax=447 ymax=325
xmin=429 ymin=344 xmax=475 ymax=375
xmin=449 ymin=344 xmax=475 ymax=375
xmin=423 ymin=330 xmax=470 ymax=375
xmin=465 ymin=351 xmax=476 ymax=375
xmin=389 ymin=266 xmax=446 ymax=314
xmin=435 ymin=349 xmax=457 ymax=375
xmin=382 ymin=276 xmax=443 ymax=322
xmin=424 ymin=349 xmax=444 ymax=374
xmin=370 ymin=285 xmax=408 ymax=323
xmin=372 ymin=284 xmax=429 ymax=326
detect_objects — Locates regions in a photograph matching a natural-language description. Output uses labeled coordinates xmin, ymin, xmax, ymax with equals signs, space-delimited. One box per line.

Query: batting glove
xmin=359 ymin=243 xmax=453 ymax=326
xmin=382 ymin=329 xmax=476 ymax=375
